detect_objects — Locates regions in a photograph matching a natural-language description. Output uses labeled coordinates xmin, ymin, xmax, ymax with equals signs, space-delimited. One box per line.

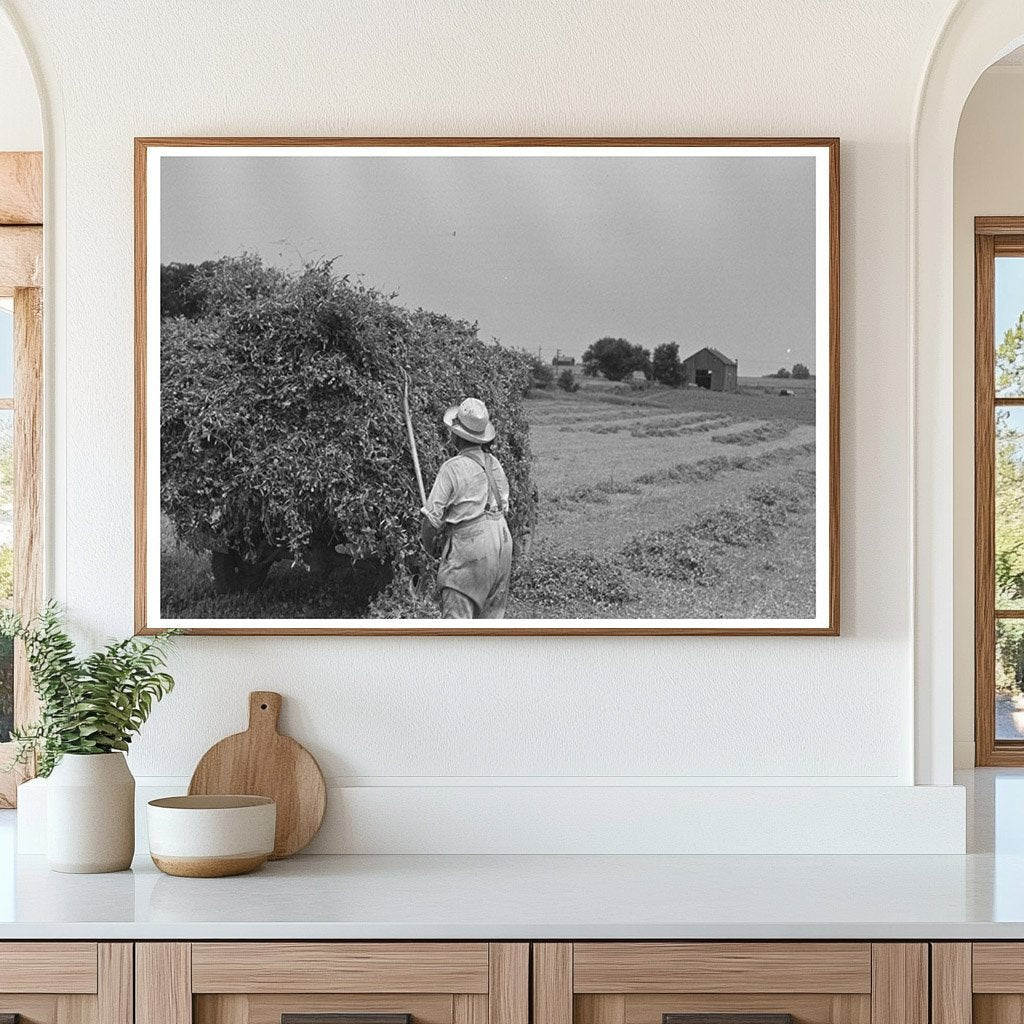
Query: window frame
xmin=0 ymin=151 xmax=43 ymax=807
xmin=975 ymin=217 xmax=1024 ymax=764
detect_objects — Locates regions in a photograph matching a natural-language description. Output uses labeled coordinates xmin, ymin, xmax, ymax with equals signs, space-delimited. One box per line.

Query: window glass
xmin=997 ymin=257 xmax=1024 ymax=397
xmin=997 ymin=407 xmax=1024 ymax=610
xmin=997 ymin=620 xmax=1024 ymax=741
xmin=0 ymin=307 xmax=13 ymax=399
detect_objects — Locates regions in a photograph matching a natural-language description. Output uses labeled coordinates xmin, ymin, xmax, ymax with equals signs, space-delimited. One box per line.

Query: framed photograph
xmin=135 ymin=137 xmax=839 ymax=636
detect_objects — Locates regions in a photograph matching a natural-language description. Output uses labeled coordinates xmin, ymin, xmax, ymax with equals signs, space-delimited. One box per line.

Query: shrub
xmin=791 ymin=363 xmax=811 ymax=379
xmin=581 ymin=337 xmax=650 ymax=381
xmin=523 ymin=353 xmax=554 ymax=391
xmin=651 ymin=342 xmax=683 ymax=386
xmin=556 ymin=369 xmax=579 ymax=392
xmin=160 ymin=255 xmax=537 ymax=607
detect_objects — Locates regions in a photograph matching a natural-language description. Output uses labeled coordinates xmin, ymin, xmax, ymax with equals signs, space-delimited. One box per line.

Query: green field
xmin=506 ymin=375 xmax=817 ymax=620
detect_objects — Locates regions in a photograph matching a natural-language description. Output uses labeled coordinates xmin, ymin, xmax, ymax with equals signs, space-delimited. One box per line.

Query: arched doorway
xmin=914 ymin=1 xmax=1024 ymax=785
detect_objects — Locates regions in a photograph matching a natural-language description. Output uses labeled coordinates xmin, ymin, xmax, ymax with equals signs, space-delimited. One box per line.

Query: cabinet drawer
xmin=139 ymin=943 xmax=528 ymax=1024
xmin=0 ymin=943 xmax=130 ymax=1024
xmin=0 ymin=942 xmax=98 ymax=994
xmin=534 ymin=944 xmax=926 ymax=1024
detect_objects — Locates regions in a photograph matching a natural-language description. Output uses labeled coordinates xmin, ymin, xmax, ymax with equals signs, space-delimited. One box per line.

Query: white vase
xmin=46 ymin=752 xmax=135 ymax=873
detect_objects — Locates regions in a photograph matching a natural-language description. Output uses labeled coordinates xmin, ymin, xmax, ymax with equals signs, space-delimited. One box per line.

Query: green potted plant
xmin=2 ymin=603 xmax=178 ymax=873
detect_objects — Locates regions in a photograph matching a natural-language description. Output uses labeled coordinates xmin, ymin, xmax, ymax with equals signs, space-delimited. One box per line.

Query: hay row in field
xmin=512 ymin=468 xmax=816 ymax=613
xmin=711 ymin=421 xmax=796 ymax=445
xmin=538 ymin=408 xmax=715 ymax=428
xmin=634 ymin=441 xmax=815 ymax=488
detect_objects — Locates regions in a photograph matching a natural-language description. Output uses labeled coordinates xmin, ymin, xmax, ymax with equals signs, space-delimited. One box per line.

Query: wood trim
xmin=0 ymin=942 xmax=98 ymax=993
xmin=0 ymin=286 xmax=46 ymax=806
xmin=533 ymin=944 xmax=572 ymax=1024
xmin=576 ymin=996 xmax=625 ymax=1024
xmin=969 ymin=942 xmax=1024 ymax=991
xmin=572 ymin=943 xmax=871 ymax=994
xmin=0 ymin=153 xmax=42 ymax=225
xmin=196 ymin=994 xmax=247 ymax=1024
xmin=243 ymin=996 xmax=452 ymax=1022
xmin=453 ymin=995 xmax=487 ymax=1024
xmin=133 ymin=138 xmax=147 ymax=635
xmin=971 ymin=219 xmax=1024 ymax=765
xmin=0 ymin=745 xmax=30 ymax=807
xmin=931 ymin=944 xmax=972 ymax=1024
xmin=977 ymin=217 xmax=1024 ymax=235
xmin=623 ymin=994 xmax=867 ymax=1024
xmin=136 ymin=943 xmax=191 ymax=1024
xmin=870 ymin=945 xmax=927 ymax=1024
xmin=976 ymin=227 xmax=999 ymax=765
xmin=134 ymin=136 xmax=840 ymax=637
xmin=0 ymin=226 xmax=41 ymax=295
xmin=98 ymin=944 xmax=133 ymax=1024
xmin=190 ymin=942 xmax=489 ymax=994
xmin=488 ymin=944 xmax=528 ymax=1024
xmin=827 ymin=133 xmax=842 ymax=638
xmin=138 ymin=136 xmax=842 ymax=149
xmin=14 ymin=286 xmax=42 ymax=724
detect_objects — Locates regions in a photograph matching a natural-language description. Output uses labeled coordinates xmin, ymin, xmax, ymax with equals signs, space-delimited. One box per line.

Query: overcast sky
xmin=160 ymin=152 xmax=817 ymax=376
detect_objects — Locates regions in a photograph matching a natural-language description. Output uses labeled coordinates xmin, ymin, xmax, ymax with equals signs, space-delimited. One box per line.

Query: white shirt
xmin=421 ymin=450 xmax=511 ymax=529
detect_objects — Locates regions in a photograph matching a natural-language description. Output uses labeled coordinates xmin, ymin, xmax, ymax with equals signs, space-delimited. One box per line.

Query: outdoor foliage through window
xmin=994 ymin=265 xmax=1024 ymax=739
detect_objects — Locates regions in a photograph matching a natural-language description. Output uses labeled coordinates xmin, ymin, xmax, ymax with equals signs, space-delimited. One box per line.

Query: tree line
xmin=580 ymin=336 xmax=686 ymax=386
xmin=768 ymin=364 xmax=811 ymax=379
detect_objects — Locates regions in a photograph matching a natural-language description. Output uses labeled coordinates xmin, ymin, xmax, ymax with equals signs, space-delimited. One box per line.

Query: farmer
xmin=420 ymin=398 xmax=513 ymax=619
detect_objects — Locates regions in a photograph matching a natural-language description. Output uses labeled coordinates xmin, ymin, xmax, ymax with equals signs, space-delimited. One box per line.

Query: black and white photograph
xmin=136 ymin=139 xmax=838 ymax=634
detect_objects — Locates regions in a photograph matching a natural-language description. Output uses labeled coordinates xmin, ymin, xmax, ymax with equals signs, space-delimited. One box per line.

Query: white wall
xmin=3 ymin=0 xmax=972 ymax=852
xmin=952 ymin=66 xmax=1024 ymax=768
xmin=0 ymin=12 xmax=39 ymax=151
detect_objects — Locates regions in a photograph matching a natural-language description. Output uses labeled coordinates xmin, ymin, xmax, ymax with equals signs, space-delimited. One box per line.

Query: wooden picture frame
xmin=135 ymin=137 xmax=840 ymax=636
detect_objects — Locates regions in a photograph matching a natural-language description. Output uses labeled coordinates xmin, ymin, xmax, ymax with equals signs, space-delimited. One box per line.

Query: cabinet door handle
xmin=664 ymin=1016 xmax=794 ymax=1024
xmin=283 ymin=1015 xmax=411 ymax=1024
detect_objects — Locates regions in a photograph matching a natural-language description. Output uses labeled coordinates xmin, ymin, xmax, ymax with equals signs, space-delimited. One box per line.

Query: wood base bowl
xmin=147 ymin=795 xmax=276 ymax=878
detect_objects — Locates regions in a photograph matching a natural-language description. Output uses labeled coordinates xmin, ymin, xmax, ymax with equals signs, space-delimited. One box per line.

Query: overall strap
xmin=461 ymin=448 xmax=502 ymax=512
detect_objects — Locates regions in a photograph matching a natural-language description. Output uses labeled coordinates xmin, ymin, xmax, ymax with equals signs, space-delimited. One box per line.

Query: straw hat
xmin=443 ymin=397 xmax=496 ymax=444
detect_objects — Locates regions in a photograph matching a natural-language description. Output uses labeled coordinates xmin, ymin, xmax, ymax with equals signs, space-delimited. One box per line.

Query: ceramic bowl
xmin=147 ymin=795 xmax=276 ymax=877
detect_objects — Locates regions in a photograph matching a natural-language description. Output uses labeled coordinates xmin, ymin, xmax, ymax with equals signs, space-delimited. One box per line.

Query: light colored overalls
xmin=425 ymin=448 xmax=513 ymax=619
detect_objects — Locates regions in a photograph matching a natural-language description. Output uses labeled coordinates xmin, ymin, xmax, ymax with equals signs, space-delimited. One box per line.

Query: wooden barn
xmin=681 ymin=347 xmax=738 ymax=392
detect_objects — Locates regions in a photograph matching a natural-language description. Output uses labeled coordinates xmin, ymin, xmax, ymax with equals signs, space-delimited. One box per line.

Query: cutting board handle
xmin=248 ymin=691 xmax=282 ymax=734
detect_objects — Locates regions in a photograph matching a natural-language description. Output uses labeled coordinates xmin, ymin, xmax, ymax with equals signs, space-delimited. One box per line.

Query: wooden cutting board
xmin=188 ymin=691 xmax=327 ymax=859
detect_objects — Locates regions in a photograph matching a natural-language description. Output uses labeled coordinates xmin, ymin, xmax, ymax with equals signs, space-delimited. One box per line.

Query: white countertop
xmin=1 ymin=769 xmax=1022 ymax=941
xmin=0 ymin=849 xmax=1022 ymax=940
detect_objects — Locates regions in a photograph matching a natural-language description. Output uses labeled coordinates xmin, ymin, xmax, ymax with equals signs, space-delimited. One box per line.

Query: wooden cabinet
xmin=0 ymin=942 xmax=132 ymax=1024
xmin=932 ymin=943 xmax=1024 ymax=1024
xmin=0 ymin=937 xmax=972 ymax=1024
xmin=533 ymin=944 xmax=928 ymax=1024
xmin=136 ymin=944 xmax=528 ymax=1024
